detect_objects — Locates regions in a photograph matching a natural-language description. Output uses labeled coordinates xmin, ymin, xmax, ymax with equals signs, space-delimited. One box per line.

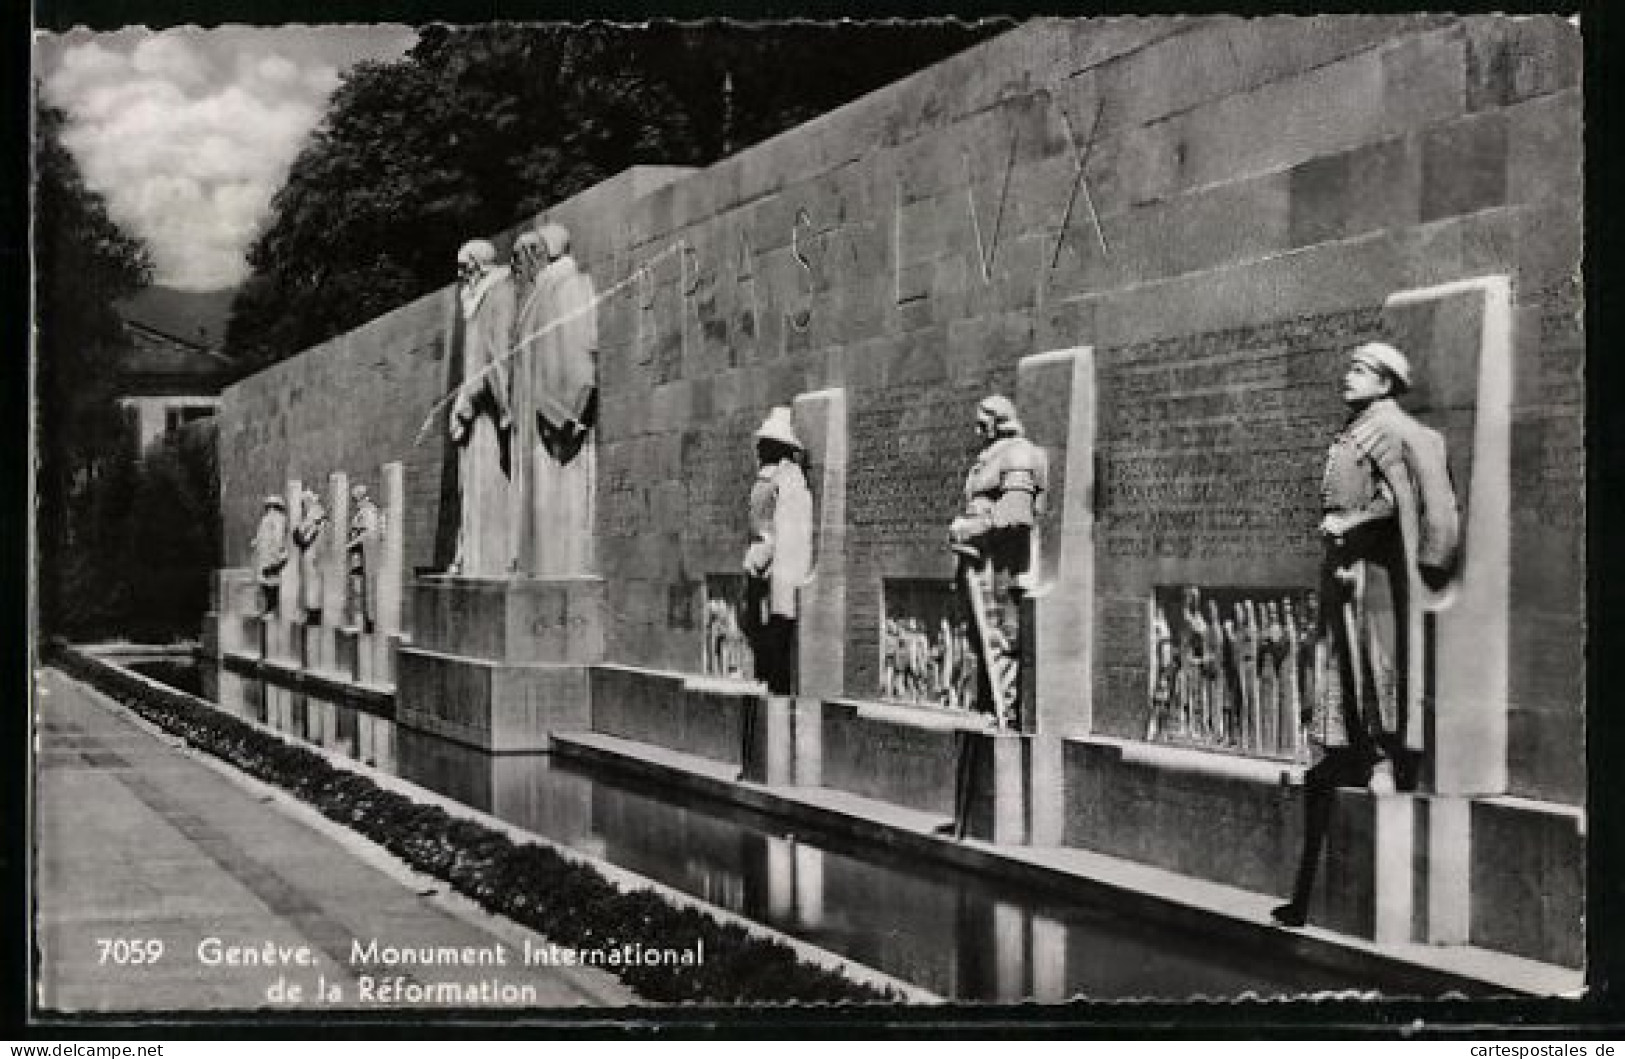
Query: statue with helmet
xmin=1274 ymin=340 xmax=1461 ymax=930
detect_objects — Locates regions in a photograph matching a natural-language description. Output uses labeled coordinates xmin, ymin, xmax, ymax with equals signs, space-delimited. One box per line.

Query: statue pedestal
xmin=396 ymin=575 xmax=605 ymax=751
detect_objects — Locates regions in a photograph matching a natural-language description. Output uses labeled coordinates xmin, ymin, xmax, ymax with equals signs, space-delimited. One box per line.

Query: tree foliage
xmin=35 ymin=98 xmax=155 ymax=637
xmin=225 ymin=21 xmax=1001 ymax=369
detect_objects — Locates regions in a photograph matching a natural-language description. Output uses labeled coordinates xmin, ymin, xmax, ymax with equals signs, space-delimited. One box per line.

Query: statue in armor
xmin=947 ymin=395 xmax=1048 ymax=730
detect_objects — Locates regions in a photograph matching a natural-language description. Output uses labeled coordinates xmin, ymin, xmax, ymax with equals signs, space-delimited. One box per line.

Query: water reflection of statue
xmin=1274 ymin=342 xmax=1460 ymax=930
xmin=449 ymin=239 xmax=515 ymax=577
xmin=948 ymin=396 xmax=1047 ymax=730
xmin=293 ymin=487 xmax=328 ymax=625
xmin=347 ymin=485 xmax=385 ymax=632
xmin=511 ymin=223 xmax=599 ymax=576
xmin=252 ymin=495 xmax=290 ymax=616
xmin=742 ymin=407 xmax=814 ymax=695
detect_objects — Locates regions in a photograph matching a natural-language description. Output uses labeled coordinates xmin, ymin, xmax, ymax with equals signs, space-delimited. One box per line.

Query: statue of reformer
xmin=511 ymin=222 xmax=599 ymax=576
xmin=449 ymin=238 xmax=515 ymax=578
xmin=293 ymin=485 xmax=328 ymax=624
xmin=251 ymin=495 xmax=290 ymax=616
xmin=947 ymin=395 xmax=1048 ymax=730
xmin=1273 ymin=341 xmax=1460 ymax=929
xmin=742 ymin=406 xmax=814 ymax=695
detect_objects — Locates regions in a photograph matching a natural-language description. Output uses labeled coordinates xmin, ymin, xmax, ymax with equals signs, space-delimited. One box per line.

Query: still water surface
xmin=130 ymin=658 xmax=1386 ymax=1002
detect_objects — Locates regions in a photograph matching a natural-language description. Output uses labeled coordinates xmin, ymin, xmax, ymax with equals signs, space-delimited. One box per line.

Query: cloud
xmin=39 ymin=27 xmax=413 ymax=291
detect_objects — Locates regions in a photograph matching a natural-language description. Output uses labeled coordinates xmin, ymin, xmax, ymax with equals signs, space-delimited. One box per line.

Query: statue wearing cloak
xmin=449 ymin=239 xmax=515 ymax=578
xmin=511 ymin=223 xmax=598 ymax=576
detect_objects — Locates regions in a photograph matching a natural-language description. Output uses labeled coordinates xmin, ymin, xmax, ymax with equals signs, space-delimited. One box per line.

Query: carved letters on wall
xmin=618 ymin=90 xmax=1124 ymax=385
xmin=1100 ymin=306 xmax=1386 ymax=562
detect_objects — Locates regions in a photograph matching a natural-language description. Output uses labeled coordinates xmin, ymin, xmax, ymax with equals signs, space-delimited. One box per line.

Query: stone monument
xmin=742 ymin=406 xmax=814 ymax=695
xmin=511 ymin=222 xmax=598 ymax=576
xmin=347 ymin=483 xmax=385 ymax=632
xmin=448 ymin=238 xmax=515 ymax=578
xmin=948 ymin=395 xmax=1048 ymax=731
xmin=293 ymin=485 xmax=327 ymax=625
xmin=396 ymin=229 xmax=607 ymax=752
xmin=1273 ymin=340 xmax=1461 ymax=931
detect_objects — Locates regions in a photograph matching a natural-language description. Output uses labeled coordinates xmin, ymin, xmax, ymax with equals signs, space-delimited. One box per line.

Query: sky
xmin=36 ymin=26 xmax=419 ymax=291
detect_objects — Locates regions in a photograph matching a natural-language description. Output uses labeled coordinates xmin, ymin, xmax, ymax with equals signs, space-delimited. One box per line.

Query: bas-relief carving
xmin=251 ymin=495 xmax=290 ymax=616
xmin=702 ymin=574 xmax=755 ymax=683
xmin=881 ymin=581 xmax=980 ymax=713
xmin=1144 ymin=586 xmax=1316 ymax=760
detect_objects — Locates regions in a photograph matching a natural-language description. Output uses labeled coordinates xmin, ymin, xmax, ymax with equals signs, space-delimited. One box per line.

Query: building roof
xmin=118 ymin=319 xmax=238 ymax=397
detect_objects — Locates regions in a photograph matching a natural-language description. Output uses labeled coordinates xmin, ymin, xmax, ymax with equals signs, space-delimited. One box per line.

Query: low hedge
xmin=48 ymin=646 xmax=900 ymax=1005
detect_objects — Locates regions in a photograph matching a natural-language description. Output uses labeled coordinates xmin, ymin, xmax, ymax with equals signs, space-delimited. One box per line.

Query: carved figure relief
xmin=1145 ymin=585 xmax=1315 ymax=759
xmin=702 ymin=574 xmax=756 ymax=683
xmin=880 ymin=604 xmax=981 ymax=714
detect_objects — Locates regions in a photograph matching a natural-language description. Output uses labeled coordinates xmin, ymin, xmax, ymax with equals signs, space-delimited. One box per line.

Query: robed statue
xmin=511 ymin=222 xmax=598 ymax=576
xmin=448 ymin=238 xmax=515 ymax=577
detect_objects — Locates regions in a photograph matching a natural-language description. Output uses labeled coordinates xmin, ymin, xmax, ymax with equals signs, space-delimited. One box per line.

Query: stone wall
xmin=218 ymin=16 xmax=1582 ymax=804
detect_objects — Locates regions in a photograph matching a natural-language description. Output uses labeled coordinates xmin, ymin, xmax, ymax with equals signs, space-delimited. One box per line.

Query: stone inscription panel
xmin=1099 ymin=307 xmax=1385 ymax=563
xmin=848 ymin=383 xmax=989 ymax=539
xmin=681 ymin=414 xmax=761 ymax=545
